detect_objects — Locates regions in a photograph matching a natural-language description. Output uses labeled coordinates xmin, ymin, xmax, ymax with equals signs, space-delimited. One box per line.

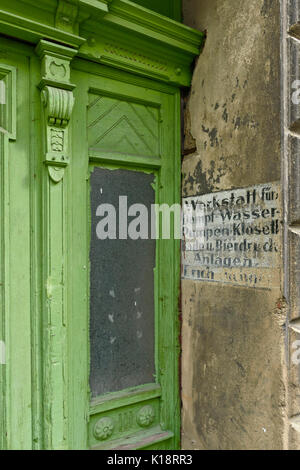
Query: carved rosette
xmin=137 ymin=405 xmax=155 ymax=428
xmin=94 ymin=417 xmax=115 ymax=441
xmin=36 ymin=40 xmax=76 ymax=183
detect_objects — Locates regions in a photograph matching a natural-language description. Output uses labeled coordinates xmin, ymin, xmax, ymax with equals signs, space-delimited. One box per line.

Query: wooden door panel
xmin=70 ymin=62 xmax=180 ymax=450
xmin=87 ymin=93 xmax=160 ymax=158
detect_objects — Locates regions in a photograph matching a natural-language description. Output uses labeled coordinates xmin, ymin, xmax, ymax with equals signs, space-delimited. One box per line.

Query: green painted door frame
xmin=70 ymin=61 xmax=181 ymax=450
xmin=0 ymin=0 xmax=204 ymax=450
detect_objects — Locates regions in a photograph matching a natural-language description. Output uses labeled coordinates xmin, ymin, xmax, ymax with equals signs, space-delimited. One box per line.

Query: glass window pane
xmin=90 ymin=167 xmax=156 ymax=398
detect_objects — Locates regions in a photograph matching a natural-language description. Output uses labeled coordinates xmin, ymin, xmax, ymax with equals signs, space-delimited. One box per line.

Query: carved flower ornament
xmin=137 ymin=405 xmax=155 ymax=428
xmin=94 ymin=417 xmax=114 ymax=441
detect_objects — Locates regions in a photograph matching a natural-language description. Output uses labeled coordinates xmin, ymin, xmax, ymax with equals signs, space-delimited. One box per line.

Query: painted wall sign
xmin=182 ymin=182 xmax=282 ymax=289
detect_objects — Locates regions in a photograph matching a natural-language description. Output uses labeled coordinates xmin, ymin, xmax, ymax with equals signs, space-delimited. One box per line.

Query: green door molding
xmin=130 ymin=0 xmax=182 ymax=21
xmin=68 ymin=62 xmax=181 ymax=450
xmin=0 ymin=0 xmax=204 ymax=87
xmin=0 ymin=38 xmax=40 ymax=450
xmin=36 ymin=39 xmax=77 ymax=449
xmin=0 ymin=0 xmax=203 ymax=450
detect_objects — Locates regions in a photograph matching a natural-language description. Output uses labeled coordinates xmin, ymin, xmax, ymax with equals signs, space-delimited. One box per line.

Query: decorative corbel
xmin=55 ymin=0 xmax=79 ymax=35
xmin=55 ymin=0 xmax=110 ymax=37
xmin=36 ymin=40 xmax=77 ymax=183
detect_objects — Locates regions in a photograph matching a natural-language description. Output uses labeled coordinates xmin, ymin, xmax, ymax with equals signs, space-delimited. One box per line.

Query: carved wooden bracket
xmin=36 ymin=40 xmax=77 ymax=183
xmin=55 ymin=0 xmax=80 ymax=35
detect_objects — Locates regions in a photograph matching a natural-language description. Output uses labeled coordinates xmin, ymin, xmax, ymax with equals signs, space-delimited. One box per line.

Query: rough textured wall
xmin=181 ymin=0 xmax=287 ymax=449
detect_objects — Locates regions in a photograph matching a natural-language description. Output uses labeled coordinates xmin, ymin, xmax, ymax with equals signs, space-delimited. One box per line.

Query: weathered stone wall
xmin=181 ymin=0 xmax=288 ymax=449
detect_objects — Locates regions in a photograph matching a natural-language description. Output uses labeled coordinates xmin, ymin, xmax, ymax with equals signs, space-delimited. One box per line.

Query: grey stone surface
xmin=181 ymin=0 xmax=287 ymax=450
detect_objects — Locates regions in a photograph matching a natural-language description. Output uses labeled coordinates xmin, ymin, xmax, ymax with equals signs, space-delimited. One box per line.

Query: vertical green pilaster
xmin=36 ymin=40 xmax=77 ymax=449
xmin=0 ymin=132 xmax=9 ymax=450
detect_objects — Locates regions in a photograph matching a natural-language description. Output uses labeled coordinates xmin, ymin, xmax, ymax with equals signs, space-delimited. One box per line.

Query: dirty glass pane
xmin=90 ymin=167 xmax=156 ymax=397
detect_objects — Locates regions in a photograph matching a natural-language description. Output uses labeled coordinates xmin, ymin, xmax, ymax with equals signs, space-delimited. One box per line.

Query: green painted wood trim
xmin=155 ymin=90 xmax=181 ymax=450
xmin=91 ymin=426 xmax=174 ymax=450
xmin=174 ymin=90 xmax=182 ymax=450
xmin=89 ymin=151 xmax=162 ymax=169
xmin=1 ymin=0 xmax=204 ymax=87
xmin=1 ymin=44 xmax=34 ymax=449
xmin=0 ymin=66 xmax=17 ymax=448
xmin=68 ymin=64 xmax=181 ymax=450
xmin=72 ymin=57 xmax=178 ymax=95
xmin=108 ymin=0 xmax=199 ymax=53
xmin=0 ymin=18 xmax=183 ymax=449
xmin=0 ymin=132 xmax=9 ymax=451
xmin=90 ymin=384 xmax=162 ymax=415
xmin=130 ymin=0 xmax=182 ymax=22
xmin=29 ymin=51 xmax=44 ymax=450
xmin=67 ymin=76 xmax=90 ymax=450
xmin=42 ymin=175 xmax=68 ymax=449
xmin=0 ymin=64 xmax=16 ymax=140
xmin=173 ymin=0 xmax=183 ymax=23
xmin=37 ymin=40 xmax=77 ymax=449
xmin=0 ymin=9 xmax=85 ymax=48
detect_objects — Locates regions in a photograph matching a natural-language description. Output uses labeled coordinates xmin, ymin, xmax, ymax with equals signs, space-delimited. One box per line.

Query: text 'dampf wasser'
xmin=182 ymin=182 xmax=282 ymax=288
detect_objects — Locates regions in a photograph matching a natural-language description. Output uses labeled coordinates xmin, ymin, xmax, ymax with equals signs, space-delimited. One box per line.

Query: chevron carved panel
xmin=88 ymin=93 xmax=160 ymax=158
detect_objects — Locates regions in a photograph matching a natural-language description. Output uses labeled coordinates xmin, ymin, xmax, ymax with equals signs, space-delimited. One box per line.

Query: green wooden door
xmin=0 ymin=0 xmax=202 ymax=450
xmin=0 ymin=36 xmax=42 ymax=450
xmin=68 ymin=59 xmax=181 ymax=450
xmin=0 ymin=35 xmax=182 ymax=451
